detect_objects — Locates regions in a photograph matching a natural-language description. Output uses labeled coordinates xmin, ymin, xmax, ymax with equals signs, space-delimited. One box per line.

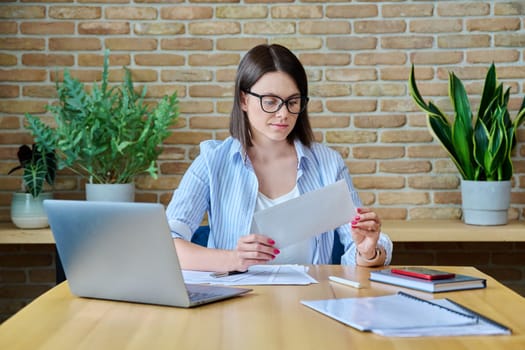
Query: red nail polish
xmin=357 ymin=208 xmax=362 ymax=214
xmin=274 ymin=249 xmax=280 ymax=254
xmin=351 ymin=221 xmax=357 ymax=225
xmin=268 ymin=239 xmax=275 ymax=244
xmin=355 ymin=215 xmax=360 ymax=221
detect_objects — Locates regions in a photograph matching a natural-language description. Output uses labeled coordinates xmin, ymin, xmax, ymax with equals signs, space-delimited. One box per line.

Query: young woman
xmin=166 ymin=44 xmax=393 ymax=272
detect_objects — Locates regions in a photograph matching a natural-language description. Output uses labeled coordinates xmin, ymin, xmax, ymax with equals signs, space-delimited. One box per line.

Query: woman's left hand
xmin=350 ymin=207 xmax=381 ymax=260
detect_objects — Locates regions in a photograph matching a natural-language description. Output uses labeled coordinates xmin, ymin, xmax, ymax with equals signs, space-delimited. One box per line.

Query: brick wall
xmin=0 ymin=244 xmax=58 ymax=323
xmin=1 ymin=0 xmax=524 ymax=219
xmin=1 ymin=0 xmax=525 ymax=323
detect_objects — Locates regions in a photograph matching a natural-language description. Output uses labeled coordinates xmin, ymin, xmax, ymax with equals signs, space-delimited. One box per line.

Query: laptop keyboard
xmin=188 ymin=290 xmax=222 ymax=302
xmin=186 ymin=284 xmax=228 ymax=302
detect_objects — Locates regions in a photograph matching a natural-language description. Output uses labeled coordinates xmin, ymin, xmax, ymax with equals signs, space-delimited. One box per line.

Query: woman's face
xmin=240 ymin=71 xmax=301 ymax=145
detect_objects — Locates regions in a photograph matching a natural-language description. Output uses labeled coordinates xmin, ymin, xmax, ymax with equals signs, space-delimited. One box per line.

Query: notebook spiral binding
xmin=397 ymin=291 xmax=478 ymax=321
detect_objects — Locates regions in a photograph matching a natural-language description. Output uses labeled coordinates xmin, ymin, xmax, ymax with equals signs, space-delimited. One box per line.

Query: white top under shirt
xmin=249 ymin=185 xmax=314 ymax=265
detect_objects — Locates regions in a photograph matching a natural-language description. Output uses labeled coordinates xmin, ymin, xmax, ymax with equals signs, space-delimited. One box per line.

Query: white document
xmin=301 ymin=292 xmax=476 ymax=332
xmin=253 ymin=180 xmax=356 ymax=249
xmin=301 ymin=292 xmax=511 ymax=337
xmin=183 ymin=265 xmax=318 ymax=285
xmin=375 ymin=299 xmax=511 ymax=337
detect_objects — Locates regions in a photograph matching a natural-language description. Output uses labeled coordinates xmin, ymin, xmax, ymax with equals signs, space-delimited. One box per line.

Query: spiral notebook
xmin=301 ymin=292 xmax=511 ymax=337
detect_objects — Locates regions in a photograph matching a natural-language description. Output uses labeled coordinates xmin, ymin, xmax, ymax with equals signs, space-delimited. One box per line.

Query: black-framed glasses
xmin=244 ymin=90 xmax=309 ymax=114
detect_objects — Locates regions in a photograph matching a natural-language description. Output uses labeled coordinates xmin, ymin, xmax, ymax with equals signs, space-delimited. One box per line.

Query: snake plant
xmin=409 ymin=64 xmax=525 ymax=181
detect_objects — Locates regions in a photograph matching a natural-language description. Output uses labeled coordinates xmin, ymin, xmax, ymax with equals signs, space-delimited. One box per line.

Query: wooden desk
xmin=1 ymin=266 xmax=524 ymax=349
xmin=1 ymin=220 xmax=524 ymax=244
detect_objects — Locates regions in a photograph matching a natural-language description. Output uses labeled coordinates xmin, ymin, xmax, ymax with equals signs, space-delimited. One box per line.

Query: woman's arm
xmin=173 ymin=233 xmax=279 ymax=272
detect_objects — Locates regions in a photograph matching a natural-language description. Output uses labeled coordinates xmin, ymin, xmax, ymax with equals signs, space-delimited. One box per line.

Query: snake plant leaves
xmin=408 ymin=63 xmax=525 ymax=181
xmin=449 ymin=72 xmax=475 ymax=180
xmin=409 ymin=66 xmax=468 ymax=180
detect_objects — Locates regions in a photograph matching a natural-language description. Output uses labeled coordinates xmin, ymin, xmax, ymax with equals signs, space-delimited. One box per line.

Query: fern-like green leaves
xmin=24 ymin=50 xmax=179 ymax=184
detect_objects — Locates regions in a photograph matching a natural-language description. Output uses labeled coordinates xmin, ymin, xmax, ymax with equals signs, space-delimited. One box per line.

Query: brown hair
xmin=229 ymin=44 xmax=314 ymax=150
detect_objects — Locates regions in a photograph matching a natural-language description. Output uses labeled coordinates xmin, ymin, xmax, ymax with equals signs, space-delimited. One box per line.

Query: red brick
xmin=49 ymin=6 xmax=101 ymax=19
xmin=0 ymin=285 xmax=52 ymax=299
xmin=271 ymin=5 xmax=322 ymax=19
xmin=0 ymin=85 xmax=19 ymax=98
xmin=0 ymin=100 xmax=48 ymax=114
xmin=0 ymin=270 xmax=26 ymax=283
xmin=78 ymin=22 xmax=130 ymax=35
xmin=22 ymin=54 xmax=74 ymax=67
xmin=161 ymin=38 xmax=213 ymax=51
xmin=29 ymin=269 xmax=56 ymax=283
xmin=105 ymin=7 xmax=157 ymax=20
xmin=0 ymin=254 xmax=52 ymax=268
xmin=21 ymin=21 xmax=75 ymax=34
xmin=161 ymin=6 xmax=213 ymax=20
xmin=49 ymin=38 xmax=101 ymax=51
xmin=326 ymin=5 xmax=378 ymax=18
xmin=0 ymin=22 xmax=17 ymax=34
xmin=0 ymin=6 xmax=45 ymax=19
xmin=436 ymin=252 xmax=490 ymax=265
xmin=78 ymin=54 xmax=130 ymax=67
xmin=0 ymin=38 xmax=45 ymax=50
xmin=105 ymin=38 xmax=157 ymax=51
xmin=493 ymin=252 xmax=525 ymax=266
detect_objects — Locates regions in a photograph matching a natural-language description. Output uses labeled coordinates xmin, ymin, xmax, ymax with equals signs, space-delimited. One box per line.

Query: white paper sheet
xmin=301 ymin=293 xmax=476 ymax=333
xmin=183 ymin=265 xmax=318 ymax=285
xmin=301 ymin=292 xmax=511 ymax=337
xmin=374 ymin=299 xmax=511 ymax=337
xmin=253 ymin=180 xmax=356 ymax=249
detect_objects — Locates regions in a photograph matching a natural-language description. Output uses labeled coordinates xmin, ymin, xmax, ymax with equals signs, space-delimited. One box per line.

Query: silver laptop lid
xmin=44 ymin=200 xmax=194 ymax=307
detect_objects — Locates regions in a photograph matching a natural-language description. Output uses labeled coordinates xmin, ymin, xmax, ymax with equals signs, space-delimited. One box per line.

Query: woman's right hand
xmin=233 ymin=234 xmax=280 ymax=271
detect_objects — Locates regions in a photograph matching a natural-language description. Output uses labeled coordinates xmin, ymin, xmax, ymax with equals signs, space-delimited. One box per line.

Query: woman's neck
xmin=247 ymin=138 xmax=298 ymax=199
xmin=248 ymin=138 xmax=295 ymax=163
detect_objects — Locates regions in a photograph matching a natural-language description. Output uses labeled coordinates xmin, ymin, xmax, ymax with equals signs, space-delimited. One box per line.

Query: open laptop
xmin=44 ymin=199 xmax=251 ymax=308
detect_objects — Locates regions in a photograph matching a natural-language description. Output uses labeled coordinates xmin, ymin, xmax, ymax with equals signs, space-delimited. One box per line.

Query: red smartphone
xmin=390 ymin=267 xmax=455 ymax=280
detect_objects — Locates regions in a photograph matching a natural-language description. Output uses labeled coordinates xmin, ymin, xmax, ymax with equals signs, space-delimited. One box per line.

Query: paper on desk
xmin=374 ymin=299 xmax=511 ymax=337
xmin=183 ymin=265 xmax=318 ymax=285
xmin=301 ymin=292 xmax=511 ymax=337
xmin=253 ymin=180 xmax=356 ymax=249
xmin=301 ymin=293 xmax=476 ymax=334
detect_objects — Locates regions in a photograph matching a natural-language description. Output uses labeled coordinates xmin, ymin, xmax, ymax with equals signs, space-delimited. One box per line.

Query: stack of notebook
xmin=369 ymin=267 xmax=486 ymax=293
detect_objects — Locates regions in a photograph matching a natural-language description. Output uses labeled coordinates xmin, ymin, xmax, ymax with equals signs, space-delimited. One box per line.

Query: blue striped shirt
xmin=166 ymin=137 xmax=392 ymax=265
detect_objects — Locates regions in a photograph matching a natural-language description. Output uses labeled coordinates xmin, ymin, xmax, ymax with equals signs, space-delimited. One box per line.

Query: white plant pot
xmin=85 ymin=183 xmax=135 ymax=202
xmin=461 ymin=180 xmax=511 ymax=226
xmin=11 ymin=192 xmax=53 ymax=229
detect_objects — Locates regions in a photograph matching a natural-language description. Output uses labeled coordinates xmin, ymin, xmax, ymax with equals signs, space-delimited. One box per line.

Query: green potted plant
xmin=408 ymin=63 xmax=525 ymax=225
xmin=25 ymin=50 xmax=179 ymax=202
xmin=8 ymin=143 xmax=57 ymax=228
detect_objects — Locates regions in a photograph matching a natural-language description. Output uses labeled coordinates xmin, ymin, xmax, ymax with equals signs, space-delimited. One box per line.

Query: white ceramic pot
xmin=11 ymin=192 xmax=53 ymax=229
xmin=85 ymin=183 xmax=135 ymax=202
xmin=461 ymin=180 xmax=511 ymax=226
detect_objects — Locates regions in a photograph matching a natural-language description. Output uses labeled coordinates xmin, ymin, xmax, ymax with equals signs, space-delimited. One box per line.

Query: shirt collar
xmin=228 ymin=137 xmax=245 ymax=163
xmin=230 ymin=136 xmax=313 ymax=169
xmin=294 ymin=139 xmax=314 ymax=171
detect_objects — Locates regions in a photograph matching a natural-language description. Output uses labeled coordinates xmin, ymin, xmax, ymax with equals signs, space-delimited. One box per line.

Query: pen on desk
xmin=210 ymin=270 xmax=247 ymax=278
xmin=329 ymin=275 xmax=362 ymax=289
